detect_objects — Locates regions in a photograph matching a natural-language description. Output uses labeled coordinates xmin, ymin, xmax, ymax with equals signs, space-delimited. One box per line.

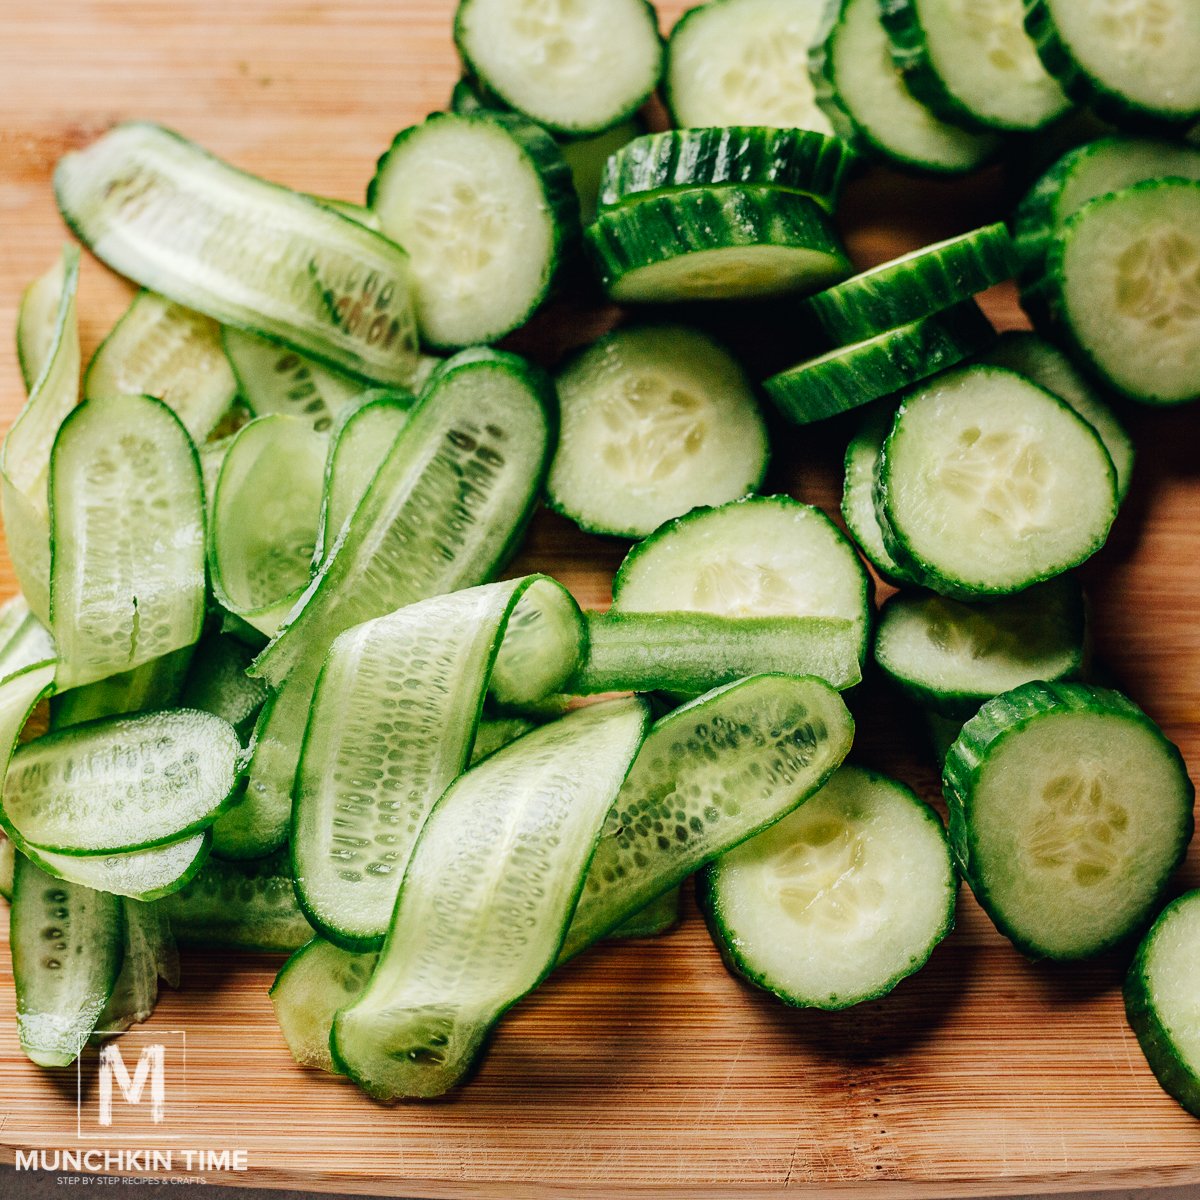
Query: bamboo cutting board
xmin=2 ymin=2 xmax=1200 ymax=1196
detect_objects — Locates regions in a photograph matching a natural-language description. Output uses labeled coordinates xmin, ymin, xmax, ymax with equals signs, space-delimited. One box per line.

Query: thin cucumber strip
xmin=598 ymin=128 xmax=853 ymax=215
xmin=94 ymin=898 xmax=179 ymax=1038
xmin=547 ymin=324 xmax=769 ymax=539
xmin=559 ymin=673 xmax=855 ymax=961
xmin=331 ymin=697 xmax=651 ymax=1100
xmin=700 ymin=765 xmax=955 ymax=1009
xmin=201 ymin=694 xmax=280 ymax=861
xmin=609 ymin=887 xmax=682 ymax=939
xmin=49 ymin=394 xmax=205 ymax=691
xmin=943 ymin=682 xmax=1194 ymax=960
xmin=54 ymin=122 xmax=421 ymax=386
xmin=85 ymin=291 xmax=238 ymax=442
xmin=470 ymin=715 xmax=537 ymax=766
xmin=310 ymin=196 xmax=383 ymax=231
xmin=293 ymin=576 xmax=585 ymax=950
xmin=585 ymin=186 xmax=850 ymax=303
xmin=179 ymin=632 xmax=268 ymax=740
xmin=0 ymin=596 xmax=55 ymax=683
xmin=11 ymin=852 xmax=123 ymax=1067
xmin=2 ymin=247 xmax=82 ymax=625
xmin=765 ymin=302 xmax=994 ymax=426
xmin=49 ymin=644 xmax=195 ymax=731
xmin=0 ymin=834 xmax=13 ymax=901
xmin=209 ymin=415 xmax=327 ymax=639
xmin=570 ymin=612 xmax=862 ymax=695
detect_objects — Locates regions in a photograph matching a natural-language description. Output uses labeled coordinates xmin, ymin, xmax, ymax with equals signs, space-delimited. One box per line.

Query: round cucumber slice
xmin=547 ymin=325 xmax=769 ymax=539
xmin=700 ymin=765 xmax=956 ymax=1009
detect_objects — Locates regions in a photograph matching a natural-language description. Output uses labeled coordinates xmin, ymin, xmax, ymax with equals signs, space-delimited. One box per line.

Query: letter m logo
xmin=98 ymin=1043 xmax=166 ymax=1127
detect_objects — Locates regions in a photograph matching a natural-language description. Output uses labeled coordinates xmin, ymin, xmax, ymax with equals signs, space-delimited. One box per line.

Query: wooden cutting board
xmin=2 ymin=2 xmax=1200 ymax=1196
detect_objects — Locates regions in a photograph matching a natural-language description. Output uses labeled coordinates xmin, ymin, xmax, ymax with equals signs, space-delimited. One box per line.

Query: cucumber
xmin=925 ymin=710 xmax=965 ymax=766
xmin=873 ymin=578 xmax=1087 ymax=719
xmin=1024 ymin=0 xmax=1200 ymax=126
xmin=1125 ymin=890 xmax=1200 ymax=1118
xmin=85 ymin=291 xmax=238 ymax=442
xmin=699 ymin=764 xmax=955 ymax=1009
xmin=470 ymin=715 xmax=537 ymax=766
xmin=49 ymin=395 xmax=206 ymax=691
xmin=879 ymin=0 xmax=1071 ymax=132
xmin=613 ymin=496 xmax=873 ymax=667
xmin=764 ymin=302 xmax=995 ymax=425
xmin=585 ymin=186 xmax=850 ymax=302
xmin=0 ymin=835 xmax=14 ymax=901
xmin=943 ymin=682 xmax=1194 ymax=960
xmin=94 ymin=899 xmax=179 ymax=1038
xmin=803 ymin=226 xmax=1015 ymax=342
xmin=22 ymin=834 xmax=212 ymax=903
xmin=293 ymin=576 xmax=585 ymax=950
xmin=454 ymin=0 xmax=662 ymax=136
xmin=16 ymin=247 xmax=78 ymax=393
xmin=609 ymin=887 xmax=681 ymax=939
xmin=310 ymin=196 xmax=382 ymax=231
xmin=546 ymin=325 xmax=769 ymax=538
xmin=0 ymin=596 xmax=55 ymax=684
xmin=810 ymin=0 xmax=1000 ymax=176
xmin=559 ymin=673 xmax=854 ymax=960
xmin=369 ymin=113 xmax=579 ymax=349
xmin=179 ymin=633 xmax=268 ymax=740
xmin=54 ymin=122 xmax=421 ymax=386
xmin=665 ymin=0 xmax=832 ymax=133
xmin=876 ymin=366 xmax=1118 ymax=597
xmin=11 ymin=852 xmax=123 ymax=1067
xmin=598 ymin=128 xmax=853 ymax=215
xmin=331 ymin=697 xmax=651 ymax=1100
xmin=50 ymin=645 xmax=195 ymax=731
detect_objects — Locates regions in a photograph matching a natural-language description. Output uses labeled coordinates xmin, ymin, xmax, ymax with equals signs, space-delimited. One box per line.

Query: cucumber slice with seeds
xmin=547 ymin=325 xmax=768 ymax=538
xmin=21 ymin=835 xmax=211 ymax=903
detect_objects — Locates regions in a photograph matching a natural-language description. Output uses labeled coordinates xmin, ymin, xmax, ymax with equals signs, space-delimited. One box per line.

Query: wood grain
xmin=2 ymin=2 xmax=1200 ymax=1196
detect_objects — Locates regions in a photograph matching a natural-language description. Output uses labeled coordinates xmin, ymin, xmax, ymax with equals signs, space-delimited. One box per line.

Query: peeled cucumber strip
xmin=470 ymin=715 xmax=536 ymax=766
xmin=700 ymin=765 xmax=955 ymax=1009
xmin=609 ymin=887 xmax=681 ymax=939
xmin=599 ymin=127 xmax=853 ymax=214
xmin=369 ymin=112 xmax=579 ymax=349
xmin=586 ymin=186 xmax=850 ymax=303
xmin=11 ymin=852 xmax=123 ymax=1067
xmin=293 ymin=576 xmax=585 ymax=950
xmin=454 ymin=0 xmax=662 ymax=135
xmin=94 ymin=898 xmax=179 ymax=1038
xmin=2 ymin=247 xmax=81 ymax=625
xmin=944 ymin=682 xmax=1194 ymax=960
xmin=1024 ymin=0 xmax=1200 ymax=125
xmin=560 ymin=674 xmax=854 ymax=961
xmin=666 ymin=0 xmax=832 ymax=133
xmin=547 ymin=324 xmax=769 ymax=538
xmin=54 ymin=122 xmax=420 ymax=386
xmin=873 ymin=578 xmax=1086 ymax=719
xmin=0 ymin=596 xmax=55 ymax=684
xmin=809 ymin=0 xmax=1000 ymax=176
xmin=570 ymin=612 xmax=862 ymax=695
xmin=85 ymin=291 xmax=238 ymax=442
xmin=22 ymin=834 xmax=211 ymax=903
xmin=1125 ymin=890 xmax=1200 ymax=1118
xmin=877 ymin=366 xmax=1118 ymax=597
xmin=765 ymin=302 xmax=994 ymax=426
xmin=0 ymin=835 xmax=14 ymax=900
xmin=50 ymin=644 xmax=195 ymax=731
xmin=332 ymin=698 xmax=651 ymax=1100
xmin=803 ymin=227 xmax=1015 ymax=343
xmin=879 ymin=0 xmax=1071 ymax=132
xmin=179 ymin=633 xmax=268 ymax=740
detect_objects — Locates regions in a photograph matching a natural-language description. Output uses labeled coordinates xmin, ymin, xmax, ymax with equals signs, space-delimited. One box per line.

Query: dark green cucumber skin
xmin=598 ymin=127 xmax=853 ymax=213
xmin=943 ymin=682 xmax=1195 ymax=961
xmin=1125 ymin=891 xmax=1200 ymax=1118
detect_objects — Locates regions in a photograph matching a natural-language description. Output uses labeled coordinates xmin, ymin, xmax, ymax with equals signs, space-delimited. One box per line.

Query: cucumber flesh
xmin=94 ymin=899 xmax=179 ymax=1038
xmin=0 ymin=596 xmax=56 ymax=684
xmin=469 ymin=715 xmax=537 ymax=766
xmin=22 ymin=834 xmax=211 ymax=903
xmin=0 ymin=834 xmax=14 ymax=901
xmin=609 ymin=887 xmax=681 ymax=939
xmin=179 ymin=633 xmax=269 ymax=741
xmin=50 ymin=644 xmax=195 ymax=731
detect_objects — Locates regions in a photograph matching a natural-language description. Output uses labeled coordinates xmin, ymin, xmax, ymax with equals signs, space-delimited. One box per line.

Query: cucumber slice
xmin=570 ymin=612 xmax=862 ymax=695
xmin=369 ymin=113 xmax=579 ymax=349
xmin=11 ymin=853 xmax=123 ymax=1067
xmin=803 ymin=227 xmax=1015 ymax=342
xmin=614 ymin=496 xmax=873 ymax=666
xmin=1025 ymin=0 xmax=1200 ymax=125
xmin=22 ymin=835 xmax=211 ymax=903
xmin=765 ymin=302 xmax=995 ymax=425
xmin=16 ymin=248 xmax=77 ymax=393
xmin=331 ymin=697 xmax=651 ymax=1100
xmin=700 ymin=765 xmax=955 ymax=1009
xmin=547 ymin=325 xmax=769 ymax=538
xmin=585 ymin=186 xmax=850 ymax=302
xmin=981 ymin=333 xmax=1134 ymax=500
xmin=873 ymin=578 xmax=1087 ymax=719
xmin=95 ymin=899 xmax=179 ymax=1038
xmin=310 ymin=196 xmax=382 ymax=231
xmin=879 ymin=0 xmax=1071 ymax=132
xmin=85 ymin=291 xmax=237 ymax=442
xmin=945 ymin=682 xmax=1195 ymax=960
xmin=559 ymin=120 xmax=645 ymax=225
xmin=0 ymin=834 xmax=14 ymax=901
xmin=49 ymin=395 xmax=206 ymax=691
xmin=470 ymin=715 xmax=537 ymax=766
xmin=877 ymin=366 xmax=1118 ymax=597
xmin=609 ymin=887 xmax=681 ymax=939
xmin=560 ymin=674 xmax=854 ymax=960
xmin=54 ymin=122 xmax=421 ymax=386
xmin=454 ymin=0 xmax=662 ymax=136
xmin=598 ymin=128 xmax=853 ymax=215
xmin=50 ymin=645 xmax=195 ymax=731
xmin=1125 ymin=890 xmax=1200 ymax=1118
xmin=0 ymin=596 xmax=55 ymax=684
xmin=810 ymin=0 xmax=1000 ymax=176
xmin=665 ymin=0 xmax=832 ymax=133
xmin=293 ymin=576 xmax=585 ymax=950
xmin=179 ymin=633 xmax=268 ymax=741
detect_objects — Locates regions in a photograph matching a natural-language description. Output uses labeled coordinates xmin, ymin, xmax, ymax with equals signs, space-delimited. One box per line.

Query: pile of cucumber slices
xmin=2 ymin=0 xmax=1200 ymax=1114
